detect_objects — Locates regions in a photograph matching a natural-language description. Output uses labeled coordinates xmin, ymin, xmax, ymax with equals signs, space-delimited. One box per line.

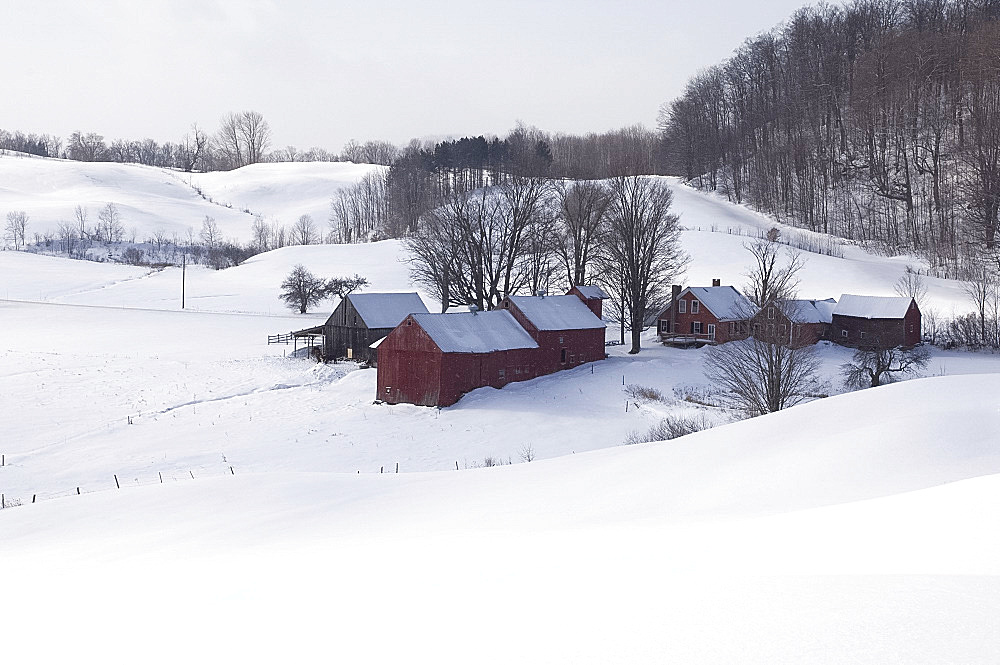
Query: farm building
xmin=321 ymin=292 xmax=429 ymax=364
xmin=750 ymin=298 xmax=837 ymax=347
xmin=831 ymin=295 xmax=921 ymax=348
xmin=566 ymin=285 xmax=610 ymax=318
xmin=657 ymin=283 xmax=756 ymax=346
xmin=499 ymin=292 xmax=607 ymax=374
xmin=376 ymin=310 xmax=540 ymax=407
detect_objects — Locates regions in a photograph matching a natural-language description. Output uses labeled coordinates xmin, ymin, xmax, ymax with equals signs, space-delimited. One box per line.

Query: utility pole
xmin=182 ymin=253 xmax=186 ymax=309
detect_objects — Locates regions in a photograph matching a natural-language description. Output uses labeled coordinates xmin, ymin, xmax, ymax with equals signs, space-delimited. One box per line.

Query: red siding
xmin=831 ymin=300 xmax=922 ymax=349
xmin=501 ymin=297 xmax=606 ymax=373
xmin=377 ymin=317 xmax=443 ymax=406
xmin=657 ymin=294 xmax=747 ymax=344
xmin=749 ymin=307 xmax=827 ymax=347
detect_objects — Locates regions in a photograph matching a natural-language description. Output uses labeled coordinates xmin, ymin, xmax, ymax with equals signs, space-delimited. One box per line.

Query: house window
xmin=707 ymin=323 xmax=716 ymax=339
xmin=767 ymin=307 xmax=775 ymax=320
xmin=499 ymin=368 xmax=506 ymax=380
xmin=559 ymin=336 xmax=564 ymax=344
xmin=691 ymin=300 xmax=700 ymax=314
xmin=560 ymin=348 xmax=567 ymax=363
xmin=678 ymin=299 xmax=686 ymax=313
xmin=660 ymin=320 xmax=669 ymax=332
xmin=729 ymin=322 xmax=737 ymax=334
xmin=692 ymin=321 xmax=702 ymax=334
xmin=841 ymin=329 xmax=848 ymax=338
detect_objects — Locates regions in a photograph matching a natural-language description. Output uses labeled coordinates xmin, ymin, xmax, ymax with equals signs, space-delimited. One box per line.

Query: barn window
xmin=504 ymin=301 xmax=510 ymax=308
xmin=841 ymin=329 xmax=848 ymax=338
xmin=729 ymin=322 xmax=736 ymax=334
xmin=779 ymin=324 xmax=787 ymax=335
xmin=691 ymin=300 xmax=700 ymax=314
xmin=353 ymin=316 xmax=357 ymax=325
xmin=499 ymin=369 xmax=506 ymax=380
xmin=678 ymin=299 xmax=686 ymax=313
xmin=660 ymin=320 xmax=668 ymax=332
xmin=559 ymin=336 xmax=564 ymax=344
xmin=385 ymin=386 xmax=391 ymax=394
xmin=767 ymin=307 xmax=775 ymax=319
xmin=860 ymin=331 xmax=866 ymax=340
xmin=560 ymin=349 xmax=567 ymax=363
xmin=909 ymin=324 xmax=914 ymax=332
xmin=406 ymin=320 xmax=412 ymax=326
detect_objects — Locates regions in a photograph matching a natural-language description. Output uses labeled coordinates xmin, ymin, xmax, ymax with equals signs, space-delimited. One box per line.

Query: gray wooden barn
xmin=321 ymin=292 xmax=429 ymax=365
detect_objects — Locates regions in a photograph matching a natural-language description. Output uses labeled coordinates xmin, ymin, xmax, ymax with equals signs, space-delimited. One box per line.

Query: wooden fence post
xmin=76 ymin=487 xmax=80 ymax=495
xmin=395 ymin=462 xmax=399 ymax=473
xmin=114 ymin=474 xmax=120 ymax=489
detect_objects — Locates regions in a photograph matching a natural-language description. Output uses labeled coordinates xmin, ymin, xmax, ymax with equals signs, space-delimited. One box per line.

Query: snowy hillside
xmin=1 ymin=162 xmax=998 ymax=663
xmin=0 ymin=153 xmax=377 ymax=242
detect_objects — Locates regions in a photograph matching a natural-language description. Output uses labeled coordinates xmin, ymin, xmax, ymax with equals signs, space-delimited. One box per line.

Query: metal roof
xmin=411 ymin=310 xmax=539 ymax=353
xmin=506 ymin=295 xmax=606 ymax=331
xmin=347 ymin=292 xmax=429 ymax=329
xmin=834 ymin=295 xmax=914 ymax=320
xmin=683 ymin=286 xmax=756 ymax=321
xmin=777 ymin=298 xmax=837 ymax=324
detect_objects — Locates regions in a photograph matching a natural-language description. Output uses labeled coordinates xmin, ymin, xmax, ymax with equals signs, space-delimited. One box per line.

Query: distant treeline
xmin=660 ymin=0 xmax=1000 ymax=272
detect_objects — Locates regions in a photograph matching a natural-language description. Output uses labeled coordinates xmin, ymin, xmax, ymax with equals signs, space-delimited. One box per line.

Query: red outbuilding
xmin=498 ymin=293 xmax=607 ymax=374
xmin=750 ymin=298 xmax=837 ymax=347
xmin=831 ymin=295 xmax=921 ymax=348
xmin=376 ymin=309 xmax=540 ymax=407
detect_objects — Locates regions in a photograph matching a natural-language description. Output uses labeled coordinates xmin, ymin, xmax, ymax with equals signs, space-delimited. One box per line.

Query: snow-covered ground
xmin=1 ymin=163 xmax=998 ymax=663
xmin=0 ymin=152 xmax=378 ymax=242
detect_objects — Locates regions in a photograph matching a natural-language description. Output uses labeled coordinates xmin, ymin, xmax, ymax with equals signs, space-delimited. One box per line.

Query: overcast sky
xmin=2 ymin=0 xmax=813 ymax=152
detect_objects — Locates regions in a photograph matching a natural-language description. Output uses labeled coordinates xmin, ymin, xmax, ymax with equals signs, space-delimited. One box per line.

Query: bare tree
xmin=893 ymin=265 xmax=929 ymax=311
xmin=962 ymin=263 xmax=998 ymax=345
xmin=743 ymin=236 xmax=805 ymax=307
xmin=250 ymin=215 xmax=270 ymax=253
xmin=596 ymin=176 xmax=687 ymax=354
xmin=215 ymin=111 xmax=271 ymax=170
xmin=291 ymin=215 xmax=319 ymax=245
xmin=842 ymin=345 xmax=930 ymax=389
xmin=57 ymin=222 xmax=78 ymax=256
xmin=280 ymin=265 xmax=332 ymax=314
xmin=199 ymin=216 xmax=222 ymax=248
xmin=5 ymin=210 xmax=28 ymax=250
xmin=96 ymin=203 xmax=124 ymax=243
xmin=705 ymin=337 xmax=821 ymax=415
xmin=553 ymin=180 xmax=609 ymax=286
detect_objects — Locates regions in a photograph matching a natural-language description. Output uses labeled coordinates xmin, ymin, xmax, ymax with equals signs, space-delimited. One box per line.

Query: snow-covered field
xmin=1 ymin=162 xmax=998 ymax=663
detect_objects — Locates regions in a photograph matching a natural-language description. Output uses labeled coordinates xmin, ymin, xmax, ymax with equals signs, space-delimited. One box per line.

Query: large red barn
xmin=376 ymin=310 xmax=540 ymax=407
xmin=831 ymin=295 xmax=921 ymax=348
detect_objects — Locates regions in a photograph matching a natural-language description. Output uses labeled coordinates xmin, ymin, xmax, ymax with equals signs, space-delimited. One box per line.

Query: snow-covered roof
xmin=684 ymin=286 xmax=756 ymax=321
xmin=506 ymin=295 xmax=606 ymax=331
xmin=412 ymin=310 xmax=539 ymax=353
xmin=777 ymin=298 xmax=836 ymax=324
xmin=834 ymin=295 xmax=914 ymax=320
xmin=348 ymin=292 xmax=429 ymax=329
xmin=571 ymin=285 xmax=610 ymax=300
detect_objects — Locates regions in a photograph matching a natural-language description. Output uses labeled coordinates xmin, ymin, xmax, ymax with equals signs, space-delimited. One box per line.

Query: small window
xmin=406 ymin=320 xmax=412 ymax=326
xmin=560 ymin=348 xmax=567 ymax=363
xmin=678 ymin=299 xmax=686 ymax=314
xmin=841 ymin=329 xmax=848 ymax=338
xmin=707 ymin=323 xmax=716 ymax=339
xmin=385 ymin=386 xmax=391 ymax=394
xmin=729 ymin=322 xmax=736 ymax=334
xmin=779 ymin=324 xmax=787 ymax=335
xmin=353 ymin=316 xmax=357 ymax=325
xmin=499 ymin=369 xmax=506 ymax=380
xmin=660 ymin=320 xmax=669 ymax=332
xmin=559 ymin=336 xmax=564 ymax=344
xmin=691 ymin=300 xmax=700 ymax=314
xmin=767 ymin=307 xmax=775 ymax=320
xmin=860 ymin=331 xmax=866 ymax=340
xmin=909 ymin=324 xmax=914 ymax=332
xmin=504 ymin=301 xmax=510 ymax=308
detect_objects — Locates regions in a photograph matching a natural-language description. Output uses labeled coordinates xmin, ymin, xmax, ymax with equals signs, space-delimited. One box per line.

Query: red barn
xmin=657 ymin=285 xmax=755 ymax=345
xmin=750 ymin=298 xmax=836 ymax=347
xmin=376 ymin=310 xmax=540 ymax=407
xmin=498 ymin=293 xmax=606 ymax=374
xmin=831 ymin=295 xmax=921 ymax=348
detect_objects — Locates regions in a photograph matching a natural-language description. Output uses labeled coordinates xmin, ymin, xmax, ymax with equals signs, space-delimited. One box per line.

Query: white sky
xmin=1 ymin=0 xmax=812 ymax=152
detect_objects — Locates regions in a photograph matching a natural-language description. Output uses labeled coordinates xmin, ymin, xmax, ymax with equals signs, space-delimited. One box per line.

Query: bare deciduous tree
xmin=596 ymin=176 xmax=687 ymax=354
xmin=842 ymin=345 xmax=930 ymax=389
xmin=291 ymin=215 xmax=319 ymax=245
xmin=705 ymin=336 xmax=821 ymax=415
xmin=743 ymin=237 xmax=805 ymax=307
xmin=5 ymin=210 xmax=28 ymax=250
xmin=96 ymin=203 xmax=124 ymax=243
xmin=199 ymin=216 xmax=222 ymax=248
xmin=553 ymin=180 xmax=609 ymax=287
xmin=215 ymin=111 xmax=271 ymax=170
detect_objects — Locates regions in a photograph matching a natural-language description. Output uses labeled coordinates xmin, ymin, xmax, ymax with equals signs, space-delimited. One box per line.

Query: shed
xmin=322 ymin=292 xmax=429 ymax=364
xmin=831 ymin=295 xmax=921 ymax=348
xmin=377 ymin=310 xmax=540 ymax=407
xmin=751 ymin=298 xmax=836 ymax=347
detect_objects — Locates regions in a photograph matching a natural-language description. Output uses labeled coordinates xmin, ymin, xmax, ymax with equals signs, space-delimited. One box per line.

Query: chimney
xmin=712 ymin=278 xmax=721 ymax=287
xmin=469 ymin=304 xmax=479 ymax=315
xmin=536 ymin=289 xmax=546 ymax=298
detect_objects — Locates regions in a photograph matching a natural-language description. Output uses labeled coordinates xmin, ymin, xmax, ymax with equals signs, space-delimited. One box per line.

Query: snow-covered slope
xmin=0 ymin=154 xmax=377 ymax=242
xmin=1 ymin=163 xmax=998 ymax=663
